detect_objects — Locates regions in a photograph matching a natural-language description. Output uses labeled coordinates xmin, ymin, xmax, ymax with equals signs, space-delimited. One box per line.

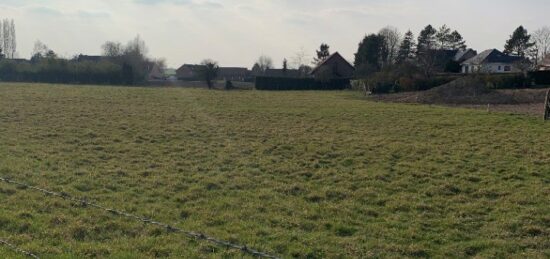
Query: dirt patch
xmin=370 ymin=77 xmax=549 ymax=116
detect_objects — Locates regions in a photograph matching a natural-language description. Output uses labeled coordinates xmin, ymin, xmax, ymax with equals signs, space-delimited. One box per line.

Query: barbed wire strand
xmin=0 ymin=238 xmax=40 ymax=259
xmin=0 ymin=176 xmax=280 ymax=259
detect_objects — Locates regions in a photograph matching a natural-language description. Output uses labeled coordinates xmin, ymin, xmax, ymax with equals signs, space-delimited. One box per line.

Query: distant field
xmin=0 ymin=83 xmax=548 ymax=258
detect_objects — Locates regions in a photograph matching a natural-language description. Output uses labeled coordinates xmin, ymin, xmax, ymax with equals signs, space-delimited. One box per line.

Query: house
xmin=454 ymin=49 xmax=477 ymax=63
xmin=177 ymin=64 xmax=251 ymax=81
xmin=75 ymin=55 xmax=103 ymax=62
xmin=538 ymin=55 xmax=550 ymax=71
xmin=176 ymin=64 xmax=204 ymax=80
xmin=217 ymin=67 xmax=249 ymax=81
xmin=148 ymin=63 xmax=164 ymax=80
xmin=264 ymin=68 xmax=302 ymax=78
xmin=310 ymin=52 xmax=355 ymax=79
xmin=461 ymin=49 xmax=526 ymax=74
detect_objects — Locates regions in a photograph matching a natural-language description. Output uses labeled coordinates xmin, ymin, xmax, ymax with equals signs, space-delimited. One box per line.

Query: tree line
xmin=0 ymin=33 xmax=163 ymax=85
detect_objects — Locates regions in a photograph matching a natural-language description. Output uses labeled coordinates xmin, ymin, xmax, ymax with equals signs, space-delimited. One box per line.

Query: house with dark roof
xmin=176 ymin=64 xmax=204 ymax=80
xmin=453 ymin=49 xmax=477 ymax=63
xmin=217 ymin=67 xmax=249 ymax=81
xmin=263 ymin=68 xmax=302 ymax=78
xmin=75 ymin=55 xmax=104 ymax=62
xmin=176 ymin=64 xmax=250 ymax=81
xmin=310 ymin=52 xmax=355 ymax=79
xmin=461 ymin=49 xmax=526 ymax=74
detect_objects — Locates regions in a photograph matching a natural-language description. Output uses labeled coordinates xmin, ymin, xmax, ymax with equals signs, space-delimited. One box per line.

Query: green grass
xmin=0 ymin=83 xmax=548 ymax=258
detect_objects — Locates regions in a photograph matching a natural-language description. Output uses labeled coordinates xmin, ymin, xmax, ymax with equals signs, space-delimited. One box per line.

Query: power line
xmin=0 ymin=176 xmax=280 ymax=259
xmin=0 ymin=238 xmax=40 ymax=259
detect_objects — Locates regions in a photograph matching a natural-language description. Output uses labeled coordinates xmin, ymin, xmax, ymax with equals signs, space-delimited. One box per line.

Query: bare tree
xmin=255 ymin=55 xmax=273 ymax=74
xmin=291 ymin=47 xmax=314 ymax=77
xmin=533 ymin=26 xmax=550 ymax=62
xmin=2 ymin=20 xmax=8 ymax=58
xmin=102 ymin=41 xmax=123 ymax=57
xmin=199 ymin=59 xmax=219 ymax=89
xmin=9 ymin=19 xmax=15 ymax=59
xmin=31 ymin=40 xmax=50 ymax=61
xmin=378 ymin=26 xmax=401 ymax=66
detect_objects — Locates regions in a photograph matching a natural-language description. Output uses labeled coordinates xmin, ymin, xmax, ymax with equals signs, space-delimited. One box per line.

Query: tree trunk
xmin=544 ymin=89 xmax=550 ymax=121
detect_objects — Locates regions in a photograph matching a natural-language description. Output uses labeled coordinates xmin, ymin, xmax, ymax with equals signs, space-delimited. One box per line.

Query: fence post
xmin=545 ymin=89 xmax=550 ymax=121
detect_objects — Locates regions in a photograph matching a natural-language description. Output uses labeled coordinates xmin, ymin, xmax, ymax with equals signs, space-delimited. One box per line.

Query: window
xmin=498 ymin=66 xmax=501 ymax=71
xmin=504 ymin=66 xmax=511 ymax=72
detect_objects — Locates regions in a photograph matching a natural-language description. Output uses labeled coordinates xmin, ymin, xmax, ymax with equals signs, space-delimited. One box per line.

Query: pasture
xmin=0 ymin=83 xmax=548 ymax=258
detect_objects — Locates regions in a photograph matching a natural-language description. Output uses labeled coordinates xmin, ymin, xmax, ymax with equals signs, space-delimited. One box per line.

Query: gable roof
xmin=310 ymin=52 xmax=355 ymax=74
xmin=462 ymin=49 xmax=523 ymax=65
xmin=454 ymin=49 xmax=477 ymax=62
xmin=176 ymin=64 xmax=205 ymax=72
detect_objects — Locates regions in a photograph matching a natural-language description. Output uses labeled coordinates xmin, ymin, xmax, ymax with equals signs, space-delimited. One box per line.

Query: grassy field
xmin=0 ymin=83 xmax=548 ymax=258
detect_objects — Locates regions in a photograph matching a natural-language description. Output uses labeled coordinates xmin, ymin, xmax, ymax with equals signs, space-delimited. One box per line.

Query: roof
xmin=76 ymin=55 xmax=103 ymax=62
xmin=462 ymin=49 xmax=523 ymax=65
xmin=176 ymin=64 xmax=205 ymax=72
xmin=310 ymin=52 xmax=355 ymax=74
xmin=454 ymin=49 xmax=476 ymax=62
xmin=218 ymin=67 xmax=249 ymax=75
xmin=264 ymin=69 xmax=301 ymax=77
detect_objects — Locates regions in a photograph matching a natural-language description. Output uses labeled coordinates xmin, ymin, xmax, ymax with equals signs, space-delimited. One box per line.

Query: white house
xmin=461 ymin=49 xmax=526 ymax=74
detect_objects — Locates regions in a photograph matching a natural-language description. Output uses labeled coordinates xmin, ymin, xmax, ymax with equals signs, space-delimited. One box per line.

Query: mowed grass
xmin=0 ymin=83 xmax=548 ymax=258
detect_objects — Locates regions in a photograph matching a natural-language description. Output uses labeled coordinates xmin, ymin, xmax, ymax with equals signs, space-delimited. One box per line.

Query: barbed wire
xmin=0 ymin=176 xmax=280 ymax=259
xmin=0 ymin=238 xmax=40 ymax=259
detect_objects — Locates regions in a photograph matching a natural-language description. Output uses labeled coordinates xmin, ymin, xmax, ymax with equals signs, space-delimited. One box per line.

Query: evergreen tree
xmin=449 ymin=30 xmax=467 ymax=50
xmin=436 ymin=24 xmax=452 ymax=49
xmin=354 ymin=34 xmax=386 ymax=74
xmin=504 ymin=25 xmax=535 ymax=57
xmin=282 ymin=58 xmax=288 ymax=74
xmin=416 ymin=25 xmax=438 ymax=78
xmin=417 ymin=25 xmax=437 ymax=53
xmin=313 ymin=43 xmax=330 ymax=65
xmin=396 ymin=30 xmax=416 ymax=64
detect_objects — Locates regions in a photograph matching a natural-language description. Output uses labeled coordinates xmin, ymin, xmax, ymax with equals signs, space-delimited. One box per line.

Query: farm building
xmin=264 ymin=68 xmax=302 ymax=78
xmin=177 ymin=64 xmax=250 ymax=81
xmin=217 ymin=67 xmax=249 ymax=81
xmin=310 ymin=52 xmax=355 ymax=79
xmin=176 ymin=64 xmax=204 ymax=80
xmin=461 ymin=49 xmax=526 ymax=74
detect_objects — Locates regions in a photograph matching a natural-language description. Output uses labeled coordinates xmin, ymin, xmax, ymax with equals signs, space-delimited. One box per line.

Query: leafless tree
xmin=255 ymin=55 xmax=273 ymax=74
xmin=291 ymin=47 xmax=311 ymax=69
xmin=31 ymin=40 xmax=49 ymax=58
xmin=533 ymin=26 xmax=550 ymax=62
xmin=102 ymin=41 xmax=123 ymax=57
xmin=379 ymin=26 xmax=401 ymax=66
xmin=199 ymin=59 xmax=219 ymax=89
xmin=0 ymin=19 xmax=16 ymax=59
xmin=8 ymin=19 xmax=15 ymax=58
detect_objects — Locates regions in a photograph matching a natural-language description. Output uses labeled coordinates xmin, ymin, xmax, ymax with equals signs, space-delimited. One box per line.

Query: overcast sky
xmin=0 ymin=0 xmax=549 ymax=68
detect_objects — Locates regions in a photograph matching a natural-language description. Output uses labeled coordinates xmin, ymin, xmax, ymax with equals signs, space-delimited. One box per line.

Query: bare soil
xmin=369 ymin=78 xmax=549 ymax=116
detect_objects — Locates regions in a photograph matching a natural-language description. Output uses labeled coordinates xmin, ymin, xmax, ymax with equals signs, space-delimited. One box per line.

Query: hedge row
xmin=529 ymin=71 xmax=550 ymax=85
xmin=352 ymin=75 xmax=460 ymax=94
xmin=255 ymin=76 xmax=350 ymax=90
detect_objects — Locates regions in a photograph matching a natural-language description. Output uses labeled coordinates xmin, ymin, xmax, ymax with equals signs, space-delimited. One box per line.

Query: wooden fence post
xmin=545 ymin=89 xmax=550 ymax=121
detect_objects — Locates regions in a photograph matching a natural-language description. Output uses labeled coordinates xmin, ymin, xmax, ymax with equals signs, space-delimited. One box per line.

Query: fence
xmin=0 ymin=176 xmax=280 ymax=259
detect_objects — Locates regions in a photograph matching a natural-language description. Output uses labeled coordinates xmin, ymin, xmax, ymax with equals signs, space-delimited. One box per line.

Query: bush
xmin=529 ymin=71 xmax=550 ymax=85
xmin=476 ymin=74 xmax=531 ymax=89
xmin=255 ymin=77 xmax=350 ymax=91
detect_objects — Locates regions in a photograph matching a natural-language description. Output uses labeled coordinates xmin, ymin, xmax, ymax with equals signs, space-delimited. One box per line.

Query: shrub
xmin=529 ymin=71 xmax=550 ymax=85
xmin=255 ymin=77 xmax=350 ymax=91
xmin=476 ymin=74 xmax=531 ymax=89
